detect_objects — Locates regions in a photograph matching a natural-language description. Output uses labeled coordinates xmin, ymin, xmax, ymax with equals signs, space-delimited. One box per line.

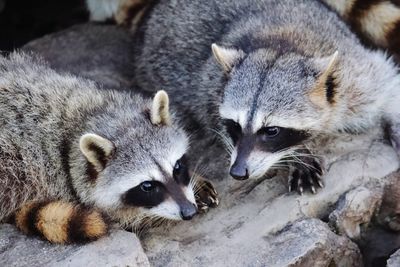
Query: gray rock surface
xmin=23 ymin=23 xmax=137 ymax=91
xmin=388 ymin=249 xmax=400 ymax=267
xmin=0 ymin=224 xmax=150 ymax=267
xmin=329 ymin=186 xmax=383 ymax=239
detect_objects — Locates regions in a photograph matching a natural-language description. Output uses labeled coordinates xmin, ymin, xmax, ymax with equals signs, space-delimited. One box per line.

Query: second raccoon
xmin=131 ymin=0 xmax=400 ymax=193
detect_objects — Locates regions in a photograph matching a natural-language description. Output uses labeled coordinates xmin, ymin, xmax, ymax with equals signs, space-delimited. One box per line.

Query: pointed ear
xmin=150 ymin=90 xmax=171 ymax=126
xmin=309 ymin=51 xmax=339 ymax=108
xmin=211 ymin=43 xmax=245 ymax=72
xmin=80 ymin=133 xmax=115 ymax=172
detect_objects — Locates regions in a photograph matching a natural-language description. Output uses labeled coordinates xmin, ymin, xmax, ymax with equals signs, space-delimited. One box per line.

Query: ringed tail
xmin=323 ymin=0 xmax=400 ymax=59
xmin=14 ymin=200 xmax=109 ymax=244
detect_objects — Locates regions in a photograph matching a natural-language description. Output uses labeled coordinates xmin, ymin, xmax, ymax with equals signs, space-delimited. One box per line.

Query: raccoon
xmin=0 ymin=52 xmax=218 ymax=244
xmin=131 ymin=0 xmax=400 ymax=194
xmin=321 ymin=0 xmax=400 ymax=62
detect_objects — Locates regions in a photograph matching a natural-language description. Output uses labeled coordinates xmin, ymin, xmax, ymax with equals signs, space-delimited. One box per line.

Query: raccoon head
xmin=212 ymin=44 xmax=340 ymax=180
xmin=77 ymin=91 xmax=197 ymax=221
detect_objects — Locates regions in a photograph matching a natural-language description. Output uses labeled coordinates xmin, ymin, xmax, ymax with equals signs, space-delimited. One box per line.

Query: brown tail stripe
xmin=15 ymin=201 xmax=109 ymax=244
xmin=387 ymin=19 xmax=400 ymax=59
xmin=348 ymin=0 xmax=400 ymax=47
xmin=68 ymin=205 xmax=109 ymax=243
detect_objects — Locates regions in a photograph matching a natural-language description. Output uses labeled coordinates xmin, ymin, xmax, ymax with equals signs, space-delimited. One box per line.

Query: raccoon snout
xmin=180 ymin=203 xmax=197 ymax=220
xmin=230 ymin=161 xmax=249 ymax=180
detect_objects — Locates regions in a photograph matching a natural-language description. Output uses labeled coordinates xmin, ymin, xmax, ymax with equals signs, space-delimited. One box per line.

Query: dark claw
xmin=194 ymin=179 xmax=219 ymax=213
xmin=286 ymin=148 xmax=324 ymax=195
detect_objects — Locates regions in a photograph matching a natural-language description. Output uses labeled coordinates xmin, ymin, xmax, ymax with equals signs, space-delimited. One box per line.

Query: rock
xmin=377 ymin=171 xmax=400 ymax=231
xmin=144 ymin=219 xmax=361 ymax=267
xmin=329 ymin=186 xmax=383 ymax=239
xmin=23 ymin=24 xmax=136 ymax=91
xmin=388 ymin=249 xmax=400 ymax=267
xmin=0 ymin=224 xmax=150 ymax=267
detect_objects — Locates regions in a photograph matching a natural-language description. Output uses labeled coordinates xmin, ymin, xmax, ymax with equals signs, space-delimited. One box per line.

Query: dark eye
xmin=173 ymin=155 xmax=190 ymax=184
xmin=174 ymin=160 xmax=182 ymax=175
xmin=140 ymin=181 xmax=154 ymax=192
xmin=223 ymin=119 xmax=242 ymax=144
xmin=263 ymin=126 xmax=280 ymax=137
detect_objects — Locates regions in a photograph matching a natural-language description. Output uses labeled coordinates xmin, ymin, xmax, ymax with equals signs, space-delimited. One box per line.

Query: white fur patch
xmin=219 ymin=106 xmax=248 ymax=129
xmin=183 ymin=186 xmax=196 ymax=206
xmin=148 ymin=198 xmax=181 ymax=220
xmin=246 ymin=150 xmax=291 ymax=179
xmin=86 ymin=0 xmax=124 ymax=21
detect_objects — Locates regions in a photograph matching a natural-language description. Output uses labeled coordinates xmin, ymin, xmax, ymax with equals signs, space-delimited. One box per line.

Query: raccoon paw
xmin=287 ymin=151 xmax=324 ymax=195
xmin=194 ymin=179 xmax=219 ymax=213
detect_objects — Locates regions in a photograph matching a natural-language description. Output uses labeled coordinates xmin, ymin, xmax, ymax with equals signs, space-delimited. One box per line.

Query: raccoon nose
xmin=180 ymin=204 xmax=197 ymax=220
xmin=230 ymin=162 xmax=249 ymax=180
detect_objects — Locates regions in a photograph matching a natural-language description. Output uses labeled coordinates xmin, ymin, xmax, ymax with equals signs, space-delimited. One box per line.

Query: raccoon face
xmin=79 ymin=91 xmax=197 ymax=221
xmin=212 ymin=44 xmax=339 ymax=180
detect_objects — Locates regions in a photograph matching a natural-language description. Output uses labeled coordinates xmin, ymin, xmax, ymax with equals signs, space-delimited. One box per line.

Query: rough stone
xmin=388 ymin=249 xmax=400 ymax=267
xmin=329 ymin=186 xmax=383 ymax=239
xmin=0 ymin=224 xmax=150 ymax=267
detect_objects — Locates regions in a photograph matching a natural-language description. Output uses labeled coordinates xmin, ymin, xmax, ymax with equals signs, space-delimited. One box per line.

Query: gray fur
xmin=0 ymin=52 xmax=195 ymax=226
xmin=132 ymin=0 xmax=400 ymax=181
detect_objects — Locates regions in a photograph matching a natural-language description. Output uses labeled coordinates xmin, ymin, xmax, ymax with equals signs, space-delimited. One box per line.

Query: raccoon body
xmin=132 ymin=0 xmax=400 ymax=193
xmin=0 ymin=52 xmax=217 ymax=244
xmin=322 ymin=0 xmax=400 ymax=61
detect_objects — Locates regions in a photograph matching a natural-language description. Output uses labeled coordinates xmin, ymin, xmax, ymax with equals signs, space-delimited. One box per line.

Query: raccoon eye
xmin=140 ymin=181 xmax=154 ymax=192
xmin=223 ymin=119 xmax=242 ymax=144
xmin=173 ymin=155 xmax=190 ymax=184
xmin=174 ymin=160 xmax=183 ymax=174
xmin=262 ymin=126 xmax=280 ymax=138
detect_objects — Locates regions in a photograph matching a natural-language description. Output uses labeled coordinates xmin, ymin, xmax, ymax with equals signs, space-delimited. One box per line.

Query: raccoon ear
xmin=79 ymin=133 xmax=115 ymax=172
xmin=211 ymin=43 xmax=245 ymax=72
xmin=151 ymin=90 xmax=171 ymax=126
xmin=309 ymin=51 xmax=339 ymax=107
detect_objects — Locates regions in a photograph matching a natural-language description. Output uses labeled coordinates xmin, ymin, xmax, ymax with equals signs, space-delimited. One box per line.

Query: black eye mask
xmin=122 ymin=181 xmax=166 ymax=208
xmin=173 ymin=155 xmax=190 ymax=185
xmin=256 ymin=127 xmax=310 ymax=152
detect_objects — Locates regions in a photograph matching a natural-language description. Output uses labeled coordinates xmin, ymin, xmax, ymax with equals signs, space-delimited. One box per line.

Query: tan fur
xmin=309 ymin=51 xmax=339 ymax=108
xmin=115 ymin=0 xmax=150 ymax=31
xmin=359 ymin=2 xmax=400 ymax=47
xmin=82 ymin=210 xmax=108 ymax=239
xmin=211 ymin=44 xmax=245 ymax=72
xmin=324 ymin=0 xmax=356 ymax=18
xmin=79 ymin=133 xmax=115 ymax=172
xmin=151 ymin=90 xmax=171 ymax=126
xmin=36 ymin=201 xmax=74 ymax=243
xmin=15 ymin=202 xmax=39 ymax=234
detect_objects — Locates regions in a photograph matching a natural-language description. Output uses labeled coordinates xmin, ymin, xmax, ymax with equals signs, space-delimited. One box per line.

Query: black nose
xmin=230 ymin=162 xmax=249 ymax=180
xmin=180 ymin=204 xmax=197 ymax=220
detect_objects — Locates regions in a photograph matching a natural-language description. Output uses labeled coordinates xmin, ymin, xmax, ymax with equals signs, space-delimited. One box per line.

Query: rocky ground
xmin=1 ymin=24 xmax=400 ymax=266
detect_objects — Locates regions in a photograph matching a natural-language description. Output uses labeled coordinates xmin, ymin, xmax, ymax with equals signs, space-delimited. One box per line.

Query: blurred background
xmin=0 ymin=0 xmax=88 ymax=51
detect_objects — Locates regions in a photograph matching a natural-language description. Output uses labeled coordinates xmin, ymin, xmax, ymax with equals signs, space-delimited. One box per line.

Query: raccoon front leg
xmin=14 ymin=200 xmax=109 ymax=244
xmin=193 ymin=178 xmax=219 ymax=213
xmin=287 ymin=148 xmax=324 ymax=195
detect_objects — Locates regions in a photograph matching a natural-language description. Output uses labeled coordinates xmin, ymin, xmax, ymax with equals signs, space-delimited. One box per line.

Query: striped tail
xmin=323 ymin=0 xmax=400 ymax=60
xmin=14 ymin=200 xmax=109 ymax=244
